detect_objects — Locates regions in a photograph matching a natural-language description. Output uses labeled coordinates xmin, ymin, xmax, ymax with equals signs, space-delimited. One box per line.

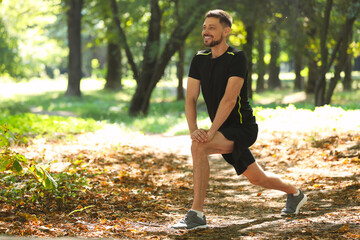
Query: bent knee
xmin=191 ymin=141 xmax=205 ymax=153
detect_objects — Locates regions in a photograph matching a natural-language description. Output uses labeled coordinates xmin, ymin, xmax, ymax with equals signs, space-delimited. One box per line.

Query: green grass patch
xmin=0 ymin=75 xmax=359 ymax=139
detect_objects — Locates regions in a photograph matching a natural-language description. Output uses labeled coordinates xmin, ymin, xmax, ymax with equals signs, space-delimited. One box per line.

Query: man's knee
xmin=191 ymin=141 xmax=207 ymax=156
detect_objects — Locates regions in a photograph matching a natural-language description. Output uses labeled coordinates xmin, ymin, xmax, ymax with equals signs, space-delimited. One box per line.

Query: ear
xmin=224 ymin=26 xmax=231 ymax=37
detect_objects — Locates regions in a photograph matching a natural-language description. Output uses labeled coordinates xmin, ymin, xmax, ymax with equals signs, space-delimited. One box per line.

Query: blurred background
xmin=0 ymin=0 xmax=359 ymax=134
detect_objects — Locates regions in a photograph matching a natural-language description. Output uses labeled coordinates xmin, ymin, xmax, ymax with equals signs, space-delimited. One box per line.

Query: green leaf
xmin=29 ymin=165 xmax=57 ymax=189
xmin=11 ymin=159 xmax=23 ymax=173
xmin=43 ymin=168 xmax=58 ymax=189
xmin=15 ymin=154 xmax=28 ymax=164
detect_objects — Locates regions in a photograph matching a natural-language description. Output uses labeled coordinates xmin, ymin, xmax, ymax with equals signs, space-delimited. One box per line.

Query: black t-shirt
xmin=188 ymin=46 xmax=255 ymax=127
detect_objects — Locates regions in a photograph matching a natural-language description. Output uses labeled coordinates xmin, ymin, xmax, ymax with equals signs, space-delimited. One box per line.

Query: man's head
xmin=202 ymin=9 xmax=232 ymax=47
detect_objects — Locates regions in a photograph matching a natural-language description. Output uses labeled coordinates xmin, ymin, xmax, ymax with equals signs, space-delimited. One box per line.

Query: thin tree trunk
xmin=343 ymin=53 xmax=352 ymax=90
xmin=243 ymin=24 xmax=254 ymax=99
xmin=177 ymin=43 xmax=185 ymax=100
xmin=343 ymin=20 xmax=354 ymax=91
xmin=325 ymin=16 xmax=356 ymax=103
xmin=105 ymin=42 xmax=122 ymax=90
xmin=256 ymin=29 xmax=265 ymax=92
xmin=315 ymin=0 xmax=332 ymax=106
xmin=110 ymin=0 xmax=139 ymax=82
xmin=294 ymin=50 xmax=303 ymax=90
xmin=175 ymin=0 xmax=185 ymax=100
xmin=306 ymin=60 xmax=318 ymax=94
xmin=129 ymin=0 xmax=161 ymax=115
xmin=65 ymin=0 xmax=83 ymax=97
xmin=268 ymin=38 xmax=281 ymax=89
xmin=325 ymin=65 xmax=341 ymax=104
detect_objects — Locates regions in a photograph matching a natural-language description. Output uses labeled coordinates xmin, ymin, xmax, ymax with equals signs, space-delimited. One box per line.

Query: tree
xmin=325 ymin=0 xmax=359 ymax=103
xmin=126 ymin=0 xmax=218 ymax=116
xmin=285 ymin=0 xmax=307 ymax=91
xmin=302 ymin=0 xmax=359 ymax=106
xmin=0 ymin=18 xmax=22 ymax=77
xmin=105 ymin=40 xmax=122 ymax=90
xmin=235 ymin=0 xmax=264 ymax=99
xmin=109 ymin=0 xmax=139 ymax=83
xmin=268 ymin=24 xmax=281 ymax=89
xmin=65 ymin=0 xmax=83 ymax=97
xmin=175 ymin=0 xmax=185 ymax=101
xmin=255 ymin=26 xmax=266 ymax=92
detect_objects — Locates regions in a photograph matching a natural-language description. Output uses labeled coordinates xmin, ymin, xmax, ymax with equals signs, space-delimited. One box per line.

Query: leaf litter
xmin=0 ymin=118 xmax=359 ymax=239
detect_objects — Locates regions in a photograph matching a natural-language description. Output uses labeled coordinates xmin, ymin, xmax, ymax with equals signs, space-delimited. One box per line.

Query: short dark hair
xmin=205 ymin=9 xmax=232 ymax=28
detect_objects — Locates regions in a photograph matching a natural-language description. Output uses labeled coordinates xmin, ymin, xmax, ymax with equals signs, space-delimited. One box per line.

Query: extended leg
xmin=243 ymin=161 xmax=307 ymax=215
xmin=243 ymin=162 xmax=298 ymax=194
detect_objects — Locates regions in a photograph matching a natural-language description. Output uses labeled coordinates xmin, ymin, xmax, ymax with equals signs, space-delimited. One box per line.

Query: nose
xmin=202 ymin=30 xmax=210 ymax=36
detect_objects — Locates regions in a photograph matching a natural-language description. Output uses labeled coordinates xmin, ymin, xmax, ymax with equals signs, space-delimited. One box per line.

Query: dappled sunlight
xmin=256 ymin=105 xmax=360 ymax=135
xmin=0 ymin=78 xmax=107 ymax=99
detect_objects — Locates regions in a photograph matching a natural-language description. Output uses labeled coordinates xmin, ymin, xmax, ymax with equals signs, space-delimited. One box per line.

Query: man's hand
xmin=191 ymin=129 xmax=209 ymax=143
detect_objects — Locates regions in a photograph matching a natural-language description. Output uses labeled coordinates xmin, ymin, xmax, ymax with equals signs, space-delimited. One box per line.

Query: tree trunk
xmin=129 ymin=0 xmax=161 ymax=115
xmin=177 ymin=43 xmax=185 ymax=100
xmin=243 ymin=24 xmax=254 ymax=99
xmin=325 ymin=65 xmax=341 ymax=105
xmin=268 ymin=38 xmax=281 ymax=89
xmin=343 ymin=19 xmax=354 ymax=91
xmin=129 ymin=0 xmax=215 ymax=116
xmin=256 ymin=29 xmax=265 ymax=92
xmin=306 ymin=59 xmax=318 ymax=94
xmin=110 ymin=0 xmax=139 ymax=82
xmin=105 ymin=42 xmax=122 ymax=90
xmin=343 ymin=53 xmax=352 ymax=90
xmin=314 ymin=0 xmax=333 ymax=106
xmin=175 ymin=0 xmax=185 ymax=101
xmin=294 ymin=50 xmax=303 ymax=90
xmin=65 ymin=0 xmax=83 ymax=97
xmin=325 ymin=16 xmax=356 ymax=103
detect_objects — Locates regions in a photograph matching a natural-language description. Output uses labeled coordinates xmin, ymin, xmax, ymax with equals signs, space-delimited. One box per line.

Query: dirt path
xmin=135 ymin=128 xmax=360 ymax=239
xmin=2 ymin=122 xmax=360 ymax=239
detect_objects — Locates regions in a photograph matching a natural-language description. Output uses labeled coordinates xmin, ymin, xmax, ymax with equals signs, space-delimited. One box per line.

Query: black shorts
xmin=218 ymin=122 xmax=258 ymax=175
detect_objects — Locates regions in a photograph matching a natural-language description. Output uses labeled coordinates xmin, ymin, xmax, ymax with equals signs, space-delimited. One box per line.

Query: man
xmin=171 ymin=9 xmax=307 ymax=230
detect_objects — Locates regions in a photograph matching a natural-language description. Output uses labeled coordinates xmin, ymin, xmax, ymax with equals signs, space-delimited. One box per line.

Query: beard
xmin=204 ymin=35 xmax=223 ymax=47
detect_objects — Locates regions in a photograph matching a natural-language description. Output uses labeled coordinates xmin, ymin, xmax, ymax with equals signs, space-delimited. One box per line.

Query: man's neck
xmin=211 ymin=42 xmax=229 ymax=58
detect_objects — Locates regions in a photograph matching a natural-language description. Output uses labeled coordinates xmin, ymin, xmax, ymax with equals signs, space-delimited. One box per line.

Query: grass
xmin=0 ymin=74 xmax=359 ymax=138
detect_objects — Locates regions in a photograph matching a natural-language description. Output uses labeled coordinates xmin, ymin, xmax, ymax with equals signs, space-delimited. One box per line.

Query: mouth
xmin=203 ymin=35 xmax=213 ymax=40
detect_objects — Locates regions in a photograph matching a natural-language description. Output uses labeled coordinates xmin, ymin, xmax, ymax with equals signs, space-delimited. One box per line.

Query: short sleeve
xmin=228 ymin=51 xmax=247 ymax=79
xmin=188 ymin=55 xmax=201 ymax=80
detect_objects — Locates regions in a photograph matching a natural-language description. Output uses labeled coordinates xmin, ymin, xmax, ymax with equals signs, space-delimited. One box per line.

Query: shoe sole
xmin=188 ymin=224 xmax=208 ymax=230
xmin=281 ymin=194 xmax=308 ymax=216
xmin=171 ymin=224 xmax=208 ymax=230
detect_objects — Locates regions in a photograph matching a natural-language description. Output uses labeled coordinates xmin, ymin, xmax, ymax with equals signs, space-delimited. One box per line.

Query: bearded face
xmin=202 ymin=17 xmax=228 ymax=48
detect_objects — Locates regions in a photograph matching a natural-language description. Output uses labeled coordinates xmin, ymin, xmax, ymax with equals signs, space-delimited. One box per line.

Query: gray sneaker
xmin=281 ymin=189 xmax=307 ymax=216
xmin=171 ymin=210 xmax=208 ymax=230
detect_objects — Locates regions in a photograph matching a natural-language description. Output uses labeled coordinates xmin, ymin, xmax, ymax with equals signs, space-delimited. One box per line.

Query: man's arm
xmin=185 ymin=77 xmax=200 ymax=133
xmin=185 ymin=77 xmax=208 ymax=142
xmin=207 ymin=76 xmax=244 ymax=141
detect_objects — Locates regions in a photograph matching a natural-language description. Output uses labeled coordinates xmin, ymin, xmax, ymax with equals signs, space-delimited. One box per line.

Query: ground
xmin=0 ymin=118 xmax=359 ymax=239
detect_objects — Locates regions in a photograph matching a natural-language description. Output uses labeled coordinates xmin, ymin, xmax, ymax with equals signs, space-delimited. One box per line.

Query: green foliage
xmin=0 ymin=124 xmax=57 ymax=190
xmin=0 ymin=124 xmax=92 ymax=207
xmin=0 ymin=18 xmax=22 ymax=77
xmin=0 ymin=0 xmax=64 ymax=78
xmin=0 ymin=112 xmax=103 ymax=141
